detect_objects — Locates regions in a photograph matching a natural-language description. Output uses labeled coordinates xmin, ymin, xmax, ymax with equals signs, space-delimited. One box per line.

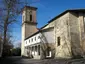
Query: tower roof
xmin=22 ymin=6 xmax=37 ymax=13
xmin=24 ymin=6 xmax=37 ymax=10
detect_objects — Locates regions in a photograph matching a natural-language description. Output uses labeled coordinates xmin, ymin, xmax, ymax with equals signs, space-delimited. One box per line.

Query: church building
xmin=21 ymin=6 xmax=85 ymax=59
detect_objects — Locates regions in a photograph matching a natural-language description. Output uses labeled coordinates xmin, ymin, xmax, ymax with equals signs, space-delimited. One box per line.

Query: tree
xmin=0 ymin=0 xmax=21 ymax=56
xmin=0 ymin=0 xmax=40 ymax=57
xmin=11 ymin=47 xmax=21 ymax=56
xmin=2 ymin=35 xmax=14 ymax=56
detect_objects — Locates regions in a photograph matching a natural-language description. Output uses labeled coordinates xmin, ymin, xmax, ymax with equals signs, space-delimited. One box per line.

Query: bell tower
xmin=21 ymin=6 xmax=38 ymax=56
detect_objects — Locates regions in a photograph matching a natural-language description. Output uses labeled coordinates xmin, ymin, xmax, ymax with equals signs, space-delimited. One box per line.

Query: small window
xmin=31 ymin=38 xmax=33 ymax=42
xmin=35 ymin=37 xmax=36 ymax=41
xmin=66 ymin=20 xmax=68 ymax=25
xmin=38 ymin=45 xmax=40 ymax=55
xmin=30 ymin=14 xmax=32 ymax=21
xmin=38 ymin=36 xmax=40 ymax=39
xmin=29 ymin=40 xmax=30 ymax=43
xmin=57 ymin=37 xmax=60 ymax=46
xmin=26 ymin=41 xmax=27 ymax=44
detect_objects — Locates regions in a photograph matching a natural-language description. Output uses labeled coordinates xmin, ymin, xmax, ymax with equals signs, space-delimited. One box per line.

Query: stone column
xmin=35 ymin=45 xmax=38 ymax=55
xmin=32 ymin=46 xmax=33 ymax=55
xmin=34 ymin=46 xmax=35 ymax=55
xmin=30 ymin=47 xmax=32 ymax=55
xmin=30 ymin=46 xmax=33 ymax=58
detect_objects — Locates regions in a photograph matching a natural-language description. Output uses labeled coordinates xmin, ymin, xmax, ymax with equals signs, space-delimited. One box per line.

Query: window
xmin=38 ymin=45 xmax=40 ymax=55
xmin=29 ymin=40 xmax=30 ymax=43
xmin=66 ymin=20 xmax=68 ymax=25
xmin=57 ymin=37 xmax=60 ymax=46
xmin=31 ymin=38 xmax=33 ymax=42
xmin=26 ymin=41 xmax=27 ymax=44
xmin=38 ymin=36 xmax=40 ymax=39
xmin=35 ymin=37 xmax=36 ymax=41
xmin=30 ymin=14 xmax=32 ymax=21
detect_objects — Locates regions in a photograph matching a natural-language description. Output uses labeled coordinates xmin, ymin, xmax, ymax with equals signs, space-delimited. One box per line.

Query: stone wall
xmin=69 ymin=12 xmax=85 ymax=57
xmin=69 ymin=12 xmax=81 ymax=57
xmin=54 ymin=12 xmax=72 ymax=58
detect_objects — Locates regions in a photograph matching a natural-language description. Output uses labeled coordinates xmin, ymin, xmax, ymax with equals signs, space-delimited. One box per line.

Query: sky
xmin=13 ymin=0 xmax=85 ymax=47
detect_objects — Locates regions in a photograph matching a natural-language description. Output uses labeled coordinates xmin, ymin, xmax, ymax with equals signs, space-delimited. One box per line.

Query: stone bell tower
xmin=21 ymin=6 xmax=38 ymax=56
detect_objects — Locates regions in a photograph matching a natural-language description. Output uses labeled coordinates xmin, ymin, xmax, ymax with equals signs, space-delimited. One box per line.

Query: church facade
xmin=21 ymin=6 xmax=85 ymax=59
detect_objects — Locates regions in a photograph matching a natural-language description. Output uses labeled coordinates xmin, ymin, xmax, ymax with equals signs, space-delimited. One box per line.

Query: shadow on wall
xmin=40 ymin=31 xmax=55 ymax=59
xmin=71 ymin=33 xmax=85 ymax=59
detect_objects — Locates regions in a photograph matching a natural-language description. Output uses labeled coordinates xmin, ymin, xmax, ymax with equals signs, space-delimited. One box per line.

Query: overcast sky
xmin=13 ymin=0 xmax=85 ymax=47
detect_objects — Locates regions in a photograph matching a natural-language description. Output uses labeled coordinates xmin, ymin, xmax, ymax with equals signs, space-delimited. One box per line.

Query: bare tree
xmin=0 ymin=0 xmax=22 ymax=56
